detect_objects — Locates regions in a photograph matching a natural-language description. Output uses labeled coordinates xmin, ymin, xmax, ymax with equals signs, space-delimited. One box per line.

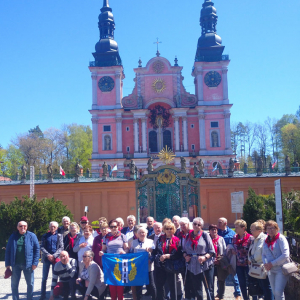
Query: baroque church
xmin=89 ymin=0 xmax=234 ymax=176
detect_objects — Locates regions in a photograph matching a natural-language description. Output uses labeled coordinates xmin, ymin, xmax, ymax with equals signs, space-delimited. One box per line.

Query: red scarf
xmin=234 ymin=232 xmax=251 ymax=247
xmin=106 ymin=231 xmax=121 ymax=242
xmin=161 ymin=235 xmax=179 ymax=254
xmin=68 ymin=233 xmax=77 ymax=249
xmin=178 ymin=230 xmax=192 ymax=239
xmin=212 ymin=235 xmax=220 ymax=256
xmin=188 ymin=231 xmax=203 ymax=249
xmin=96 ymin=228 xmax=101 ymax=234
xmin=265 ymin=233 xmax=280 ymax=250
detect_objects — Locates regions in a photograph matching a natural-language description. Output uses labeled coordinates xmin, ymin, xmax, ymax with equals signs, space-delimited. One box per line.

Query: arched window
xmin=211 ymin=131 xmax=219 ymax=147
xmin=163 ymin=130 xmax=172 ymax=150
xmin=149 ymin=131 xmax=157 ymax=153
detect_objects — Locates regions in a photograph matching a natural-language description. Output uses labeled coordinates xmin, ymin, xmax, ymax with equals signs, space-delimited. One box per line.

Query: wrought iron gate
xmin=136 ymin=165 xmax=200 ymax=223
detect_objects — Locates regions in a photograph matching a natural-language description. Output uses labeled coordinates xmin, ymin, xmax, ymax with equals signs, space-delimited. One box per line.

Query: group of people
xmin=5 ymin=214 xmax=291 ymax=300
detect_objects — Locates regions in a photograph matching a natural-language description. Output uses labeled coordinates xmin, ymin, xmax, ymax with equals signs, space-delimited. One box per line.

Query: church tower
xmin=192 ymin=0 xmax=233 ymax=157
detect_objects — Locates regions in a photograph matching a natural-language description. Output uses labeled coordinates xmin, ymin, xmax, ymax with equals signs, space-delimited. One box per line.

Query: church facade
xmin=89 ymin=0 xmax=233 ymax=175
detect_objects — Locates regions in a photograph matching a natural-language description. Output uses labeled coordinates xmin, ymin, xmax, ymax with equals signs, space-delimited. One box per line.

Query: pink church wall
xmin=97 ymin=117 xmax=117 ymax=154
xmin=202 ymin=70 xmax=223 ymax=101
xmin=97 ymin=75 xmax=117 ymax=106
xmin=187 ymin=115 xmax=199 ymax=152
xmin=204 ymin=114 xmax=226 ymax=151
xmin=122 ymin=119 xmax=134 ymax=154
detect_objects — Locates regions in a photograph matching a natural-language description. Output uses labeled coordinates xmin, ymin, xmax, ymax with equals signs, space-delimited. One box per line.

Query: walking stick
xmin=202 ymin=268 xmax=213 ymax=300
xmin=174 ymin=273 xmax=178 ymax=300
xmin=183 ymin=262 xmax=189 ymax=286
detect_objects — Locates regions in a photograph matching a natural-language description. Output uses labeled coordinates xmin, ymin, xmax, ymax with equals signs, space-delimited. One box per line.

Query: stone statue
xmin=102 ymin=162 xmax=108 ymax=176
xmin=21 ymin=164 xmax=27 ymax=179
xmin=211 ymin=131 xmax=219 ymax=147
xmin=104 ymin=135 xmax=111 ymax=151
xmin=228 ymin=158 xmax=234 ymax=172
xmin=193 ymin=162 xmax=199 ymax=177
xmin=293 ymin=161 xmax=299 ymax=172
xmin=269 ymin=162 xmax=273 ymax=173
xmin=243 ymin=163 xmax=248 ymax=174
xmin=47 ymin=163 xmax=53 ymax=183
xmin=180 ymin=157 xmax=186 ymax=172
xmin=75 ymin=162 xmax=81 ymax=177
xmin=147 ymin=157 xmax=154 ymax=173
xmin=285 ymin=155 xmax=291 ymax=176
xmin=39 ymin=167 xmax=42 ymax=180
xmin=16 ymin=171 xmax=20 ymax=181
xmin=86 ymin=168 xmax=90 ymax=178
xmin=257 ymin=157 xmax=263 ymax=176
xmin=198 ymin=159 xmax=205 ymax=174
xmin=129 ymin=160 xmax=136 ymax=175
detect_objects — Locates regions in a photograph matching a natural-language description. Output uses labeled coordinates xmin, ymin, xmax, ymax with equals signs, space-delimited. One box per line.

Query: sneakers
xmin=215 ymin=295 xmax=220 ymax=300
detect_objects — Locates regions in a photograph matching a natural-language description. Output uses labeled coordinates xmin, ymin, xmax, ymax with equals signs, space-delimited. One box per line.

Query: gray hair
xmin=49 ymin=221 xmax=59 ymax=228
xmin=146 ymin=216 xmax=154 ymax=222
xmin=193 ymin=217 xmax=204 ymax=227
xmin=84 ymin=250 xmax=94 ymax=258
xmin=116 ymin=217 xmax=124 ymax=227
xmin=133 ymin=225 xmax=142 ymax=233
xmin=137 ymin=227 xmax=148 ymax=234
xmin=62 ymin=216 xmax=70 ymax=223
xmin=70 ymin=222 xmax=79 ymax=231
xmin=172 ymin=215 xmax=180 ymax=221
xmin=179 ymin=217 xmax=190 ymax=224
xmin=153 ymin=222 xmax=162 ymax=228
xmin=17 ymin=221 xmax=28 ymax=227
xmin=219 ymin=217 xmax=227 ymax=224
xmin=127 ymin=215 xmax=136 ymax=221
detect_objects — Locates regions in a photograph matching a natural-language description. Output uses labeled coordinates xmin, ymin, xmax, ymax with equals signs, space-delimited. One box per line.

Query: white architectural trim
xmin=92 ymin=116 xmax=99 ymax=154
xmin=145 ymin=98 xmax=175 ymax=109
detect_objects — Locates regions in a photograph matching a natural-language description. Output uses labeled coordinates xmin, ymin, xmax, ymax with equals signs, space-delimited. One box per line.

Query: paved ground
xmin=0 ymin=262 xmax=237 ymax=299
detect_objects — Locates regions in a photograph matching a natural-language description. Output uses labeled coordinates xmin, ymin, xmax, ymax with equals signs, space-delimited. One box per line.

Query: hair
xmin=99 ymin=217 xmax=107 ymax=223
xmin=251 ymin=222 xmax=264 ymax=231
xmin=127 ymin=215 xmax=136 ymax=222
xmin=209 ymin=224 xmax=218 ymax=231
xmin=83 ymin=225 xmax=93 ymax=233
xmin=133 ymin=225 xmax=142 ymax=233
xmin=109 ymin=219 xmax=118 ymax=227
xmin=49 ymin=221 xmax=59 ymax=228
xmin=193 ymin=217 xmax=204 ymax=227
xmin=69 ymin=222 xmax=79 ymax=231
xmin=179 ymin=217 xmax=190 ymax=225
xmin=153 ymin=222 xmax=162 ymax=228
xmin=163 ymin=221 xmax=176 ymax=234
xmin=265 ymin=220 xmax=279 ymax=231
xmin=162 ymin=218 xmax=171 ymax=226
xmin=18 ymin=221 xmax=28 ymax=227
xmin=234 ymin=219 xmax=247 ymax=229
xmin=172 ymin=215 xmax=180 ymax=221
xmin=256 ymin=219 xmax=266 ymax=231
xmin=115 ymin=217 xmax=124 ymax=226
xmin=84 ymin=250 xmax=94 ymax=258
xmin=137 ymin=227 xmax=148 ymax=235
xmin=218 ymin=217 xmax=227 ymax=224
xmin=100 ymin=222 xmax=109 ymax=230
xmin=146 ymin=216 xmax=154 ymax=222
xmin=62 ymin=216 xmax=70 ymax=223
xmin=60 ymin=250 xmax=69 ymax=257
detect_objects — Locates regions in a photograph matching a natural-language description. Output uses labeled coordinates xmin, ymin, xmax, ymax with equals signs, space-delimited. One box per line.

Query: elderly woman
xmin=92 ymin=222 xmax=110 ymax=269
xmin=183 ymin=217 xmax=215 ymax=300
xmin=99 ymin=219 xmax=128 ymax=300
xmin=130 ymin=227 xmax=156 ymax=300
xmin=64 ymin=222 xmax=81 ymax=260
xmin=128 ymin=225 xmax=142 ymax=249
xmin=74 ymin=225 xmax=94 ymax=263
xmin=115 ymin=217 xmax=124 ymax=231
xmin=248 ymin=222 xmax=273 ymax=300
xmin=209 ymin=224 xmax=227 ymax=300
xmin=76 ymin=250 xmax=106 ymax=300
xmin=152 ymin=220 xmax=182 ymax=300
xmin=233 ymin=219 xmax=254 ymax=300
xmin=262 ymin=220 xmax=290 ymax=300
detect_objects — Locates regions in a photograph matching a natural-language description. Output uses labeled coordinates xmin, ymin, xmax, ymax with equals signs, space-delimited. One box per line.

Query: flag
xmin=212 ymin=163 xmax=218 ymax=172
xmin=102 ymin=252 xmax=149 ymax=286
xmin=110 ymin=164 xmax=117 ymax=176
xmin=272 ymin=160 xmax=277 ymax=169
xmin=60 ymin=166 xmax=65 ymax=176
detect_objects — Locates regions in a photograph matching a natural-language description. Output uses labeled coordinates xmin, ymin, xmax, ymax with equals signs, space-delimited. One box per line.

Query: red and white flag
xmin=272 ymin=160 xmax=277 ymax=169
xmin=60 ymin=166 xmax=65 ymax=176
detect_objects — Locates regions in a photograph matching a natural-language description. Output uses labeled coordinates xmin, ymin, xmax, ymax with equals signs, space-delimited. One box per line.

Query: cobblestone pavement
xmin=0 ymin=262 xmax=237 ymax=299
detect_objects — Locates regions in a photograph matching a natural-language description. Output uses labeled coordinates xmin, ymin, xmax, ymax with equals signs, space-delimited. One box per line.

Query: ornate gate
xmin=136 ymin=165 xmax=200 ymax=223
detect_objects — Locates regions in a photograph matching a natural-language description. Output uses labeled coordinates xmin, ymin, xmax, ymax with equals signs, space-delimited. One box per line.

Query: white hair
xmin=153 ymin=222 xmax=162 ymax=228
xmin=127 ymin=215 xmax=136 ymax=221
xmin=62 ymin=216 xmax=70 ymax=223
xmin=193 ymin=217 xmax=204 ymax=227
xmin=49 ymin=221 xmax=59 ymax=228
xmin=146 ymin=216 xmax=154 ymax=221
xmin=172 ymin=215 xmax=180 ymax=221
xmin=18 ymin=221 xmax=28 ymax=227
xmin=179 ymin=217 xmax=190 ymax=224
xmin=116 ymin=217 xmax=124 ymax=226
xmin=137 ymin=227 xmax=148 ymax=234
xmin=219 ymin=217 xmax=227 ymax=224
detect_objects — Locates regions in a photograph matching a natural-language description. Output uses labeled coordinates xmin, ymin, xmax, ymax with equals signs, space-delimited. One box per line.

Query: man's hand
xmin=47 ymin=255 xmax=53 ymax=262
xmin=99 ymin=251 xmax=104 ymax=257
xmin=32 ymin=265 xmax=37 ymax=271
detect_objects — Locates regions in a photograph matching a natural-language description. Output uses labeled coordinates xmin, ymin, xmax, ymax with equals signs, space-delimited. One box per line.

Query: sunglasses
xmin=81 ymin=221 xmax=87 ymax=224
xmin=110 ymin=226 xmax=117 ymax=229
xmin=165 ymin=228 xmax=173 ymax=230
xmin=83 ymin=255 xmax=90 ymax=258
xmin=193 ymin=223 xmax=201 ymax=227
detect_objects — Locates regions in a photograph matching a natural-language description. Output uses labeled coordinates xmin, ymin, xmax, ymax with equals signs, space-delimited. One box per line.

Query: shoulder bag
xmin=249 ymin=262 xmax=267 ymax=279
xmin=282 ymin=258 xmax=299 ymax=276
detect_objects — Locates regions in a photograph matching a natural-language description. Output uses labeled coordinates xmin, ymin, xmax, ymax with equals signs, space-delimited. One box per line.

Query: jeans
xmin=258 ymin=276 xmax=274 ymax=300
xmin=155 ymin=267 xmax=180 ymax=300
xmin=77 ymin=280 xmax=105 ymax=300
xmin=53 ymin=279 xmax=77 ymax=299
xmin=268 ymin=269 xmax=288 ymax=300
xmin=213 ymin=266 xmax=225 ymax=299
xmin=41 ymin=259 xmax=54 ymax=297
xmin=236 ymin=266 xmax=257 ymax=300
xmin=189 ymin=267 xmax=214 ymax=300
xmin=226 ymin=273 xmax=242 ymax=297
xmin=11 ymin=264 xmax=34 ymax=300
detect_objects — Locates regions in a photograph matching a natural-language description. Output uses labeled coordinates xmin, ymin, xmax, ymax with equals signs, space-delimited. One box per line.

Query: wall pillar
xmin=224 ymin=111 xmax=231 ymax=150
xmin=141 ymin=118 xmax=147 ymax=153
xmin=134 ymin=118 xmax=139 ymax=153
xmin=174 ymin=117 xmax=180 ymax=151
xmin=198 ymin=113 xmax=206 ymax=153
xmin=92 ymin=115 xmax=98 ymax=154
xmin=182 ymin=116 xmax=188 ymax=151
xmin=222 ymin=68 xmax=228 ymax=100
xmin=197 ymin=68 xmax=204 ymax=104
xmin=115 ymin=71 xmax=122 ymax=108
xmin=116 ymin=118 xmax=123 ymax=153
xmin=91 ymin=74 xmax=98 ymax=109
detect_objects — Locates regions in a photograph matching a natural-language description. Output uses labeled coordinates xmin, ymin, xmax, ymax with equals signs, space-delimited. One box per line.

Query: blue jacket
xmin=218 ymin=227 xmax=235 ymax=246
xmin=5 ymin=231 xmax=40 ymax=269
xmin=40 ymin=231 xmax=64 ymax=262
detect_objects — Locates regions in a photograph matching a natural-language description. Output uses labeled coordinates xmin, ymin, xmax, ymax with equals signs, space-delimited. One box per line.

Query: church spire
xmin=195 ymin=0 xmax=225 ymax=62
xmin=91 ymin=0 xmax=122 ymax=67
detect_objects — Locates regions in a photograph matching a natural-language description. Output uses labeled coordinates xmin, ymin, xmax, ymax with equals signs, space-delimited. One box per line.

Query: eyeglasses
xmin=18 ymin=225 xmax=27 ymax=228
xmin=266 ymin=227 xmax=276 ymax=230
xmin=83 ymin=255 xmax=90 ymax=258
xmin=193 ymin=223 xmax=201 ymax=227
xmin=165 ymin=228 xmax=173 ymax=231
xmin=110 ymin=226 xmax=117 ymax=229
xmin=81 ymin=221 xmax=87 ymax=224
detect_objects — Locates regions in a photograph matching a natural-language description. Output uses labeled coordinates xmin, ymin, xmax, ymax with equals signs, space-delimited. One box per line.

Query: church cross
xmin=154 ymin=38 xmax=162 ymax=57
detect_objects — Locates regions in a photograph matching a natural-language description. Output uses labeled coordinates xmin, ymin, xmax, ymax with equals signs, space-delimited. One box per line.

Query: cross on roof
xmin=154 ymin=38 xmax=162 ymax=57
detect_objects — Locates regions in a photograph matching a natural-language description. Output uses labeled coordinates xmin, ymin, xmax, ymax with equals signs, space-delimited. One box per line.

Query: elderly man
xmin=121 ymin=215 xmax=136 ymax=240
xmin=40 ymin=221 xmax=64 ymax=300
xmin=58 ymin=216 xmax=70 ymax=237
xmin=49 ymin=251 xmax=77 ymax=300
xmin=79 ymin=216 xmax=89 ymax=234
xmin=172 ymin=215 xmax=181 ymax=237
xmin=5 ymin=221 xmax=40 ymax=300
xmin=146 ymin=216 xmax=155 ymax=237
xmin=148 ymin=222 xmax=163 ymax=245
xmin=217 ymin=217 xmax=242 ymax=300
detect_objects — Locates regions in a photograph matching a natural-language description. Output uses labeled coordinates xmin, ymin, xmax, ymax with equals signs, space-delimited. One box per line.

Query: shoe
xmin=215 ymin=295 xmax=220 ymax=300
xmin=235 ymin=296 xmax=242 ymax=300
xmin=39 ymin=297 xmax=46 ymax=300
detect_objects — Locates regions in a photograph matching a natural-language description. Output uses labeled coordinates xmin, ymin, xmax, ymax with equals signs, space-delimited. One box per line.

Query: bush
xmin=0 ymin=195 xmax=73 ymax=260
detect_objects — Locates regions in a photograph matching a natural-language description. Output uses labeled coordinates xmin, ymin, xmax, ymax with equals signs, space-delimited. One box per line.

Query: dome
xmin=95 ymin=39 xmax=118 ymax=53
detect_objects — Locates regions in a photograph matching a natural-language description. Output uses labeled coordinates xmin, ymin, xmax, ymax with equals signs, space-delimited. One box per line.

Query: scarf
xmin=178 ymin=230 xmax=192 ymax=240
xmin=68 ymin=233 xmax=77 ymax=249
xmin=265 ymin=233 xmax=280 ymax=250
xmin=234 ymin=232 xmax=251 ymax=248
xmin=212 ymin=235 xmax=220 ymax=256
xmin=161 ymin=235 xmax=178 ymax=254
xmin=188 ymin=231 xmax=203 ymax=250
xmin=106 ymin=231 xmax=121 ymax=242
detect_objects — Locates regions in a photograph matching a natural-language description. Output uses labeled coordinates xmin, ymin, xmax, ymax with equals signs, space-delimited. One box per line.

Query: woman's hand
xmin=119 ymin=250 xmax=126 ymax=254
xmin=198 ymin=256 xmax=206 ymax=264
xmin=80 ymin=242 xmax=87 ymax=248
xmin=99 ymin=251 xmax=104 ymax=257
xmin=185 ymin=255 xmax=191 ymax=263
xmin=264 ymin=262 xmax=273 ymax=271
xmin=76 ymin=278 xmax=82 ymax=284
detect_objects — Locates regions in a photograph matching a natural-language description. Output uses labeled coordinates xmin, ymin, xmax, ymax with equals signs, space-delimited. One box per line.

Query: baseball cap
xmin=80 ymin=216 xmax=88 ymax=222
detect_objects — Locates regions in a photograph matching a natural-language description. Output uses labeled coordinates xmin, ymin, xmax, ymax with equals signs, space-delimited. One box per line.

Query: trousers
xmin=11 ymin=264 xmax=34 ymax=300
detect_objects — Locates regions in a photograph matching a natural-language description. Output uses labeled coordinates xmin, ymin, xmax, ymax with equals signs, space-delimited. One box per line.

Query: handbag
xmin=282 ymin=259 xmax=299 ymax=276
xmin=248 ymin=278 xmax=263 ymax=296
xmin=249 ymin=262 xmax=267 ymax=279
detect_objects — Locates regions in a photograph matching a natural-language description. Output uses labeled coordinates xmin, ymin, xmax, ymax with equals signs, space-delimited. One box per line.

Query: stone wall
xmin=285 ymin=272 xmax=300 ymax=299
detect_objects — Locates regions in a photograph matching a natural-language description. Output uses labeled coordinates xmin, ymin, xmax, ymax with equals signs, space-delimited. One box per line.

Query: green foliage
xmin=28 ymin=125 xmax=44 ymax=138
xmin=0 ymin=195 xmax=73 ymax=260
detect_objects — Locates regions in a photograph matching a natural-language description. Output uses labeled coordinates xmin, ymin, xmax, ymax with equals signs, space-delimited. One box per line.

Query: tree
xmin=244 ymin=121 xmax=257 ymax=159
xmin=0 ymin=145 xmax=25 ymax=178
xmin=28 ymin=125 xmax=44 ymax=139
xmin=281 ymin=123 xmax=300 ymax=162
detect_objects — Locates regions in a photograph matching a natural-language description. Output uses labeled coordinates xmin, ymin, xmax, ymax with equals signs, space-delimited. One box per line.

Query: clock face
xmin=204 ymin=71 xmax=222 ymax=87
xmin=98 ymin=76 xmax=115 ymax=92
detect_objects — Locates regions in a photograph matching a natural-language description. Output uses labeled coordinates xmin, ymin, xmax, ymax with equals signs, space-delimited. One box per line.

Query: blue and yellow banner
xmin=102 ymin=252 xmax=149 ymax=286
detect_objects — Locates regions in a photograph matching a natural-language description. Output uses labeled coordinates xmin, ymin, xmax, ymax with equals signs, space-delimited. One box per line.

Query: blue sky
xmin=0 ymin=0 xmax=299 ymax=148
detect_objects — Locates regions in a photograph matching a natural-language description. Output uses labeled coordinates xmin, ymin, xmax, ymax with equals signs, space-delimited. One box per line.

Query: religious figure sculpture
xmin=86 ymin=168 xmax=90 ymax=178
xmin=129 ymin=160 xmax=136 ymax=175
xmin=175 ymin=94 xmax=181 ymax=107
xmin=138 ymin=95 xmax=143 ymax=109
xmin=256 ymin=157 xmax=263 ymax=176
xmin=198 ymin=159 xmax=205 ymax=175
xmin=243 ymin=163 xmax=248 ymax=174
xmin=285 ymin=155 xmax=291 ymax=176
xmin=21 ymin=164 xmax=27 ymax=180
xmin=193 ymin=162 xmax=199 ymax=177
xmin=293 ymin=161 xmax=299 ymax=172
xmin=102 ymin=162 xmax=108 ymax=176
xmin=16 ymin=171 xmax=20 ymax=181
xmin=180 ymin=157 xmax=186 ymax=172
xmin=104 ymin=135 xmax=111 ymax=151
xmin=47 ymin=163 xmax=53 ymax=183
xmin=75 ymin=162 xmax=81 ymax=177
xmin=147 ymin=157 xmax=154 ymax=173
xmin=228 ymin=158 xmax=234 ymax=178
xmin=211 ymin=131 xmax=219 ymax=147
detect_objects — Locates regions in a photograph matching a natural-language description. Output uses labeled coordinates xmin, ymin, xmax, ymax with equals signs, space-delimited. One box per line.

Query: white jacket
xmin=248 ymin=232 xmax=267 ymax=264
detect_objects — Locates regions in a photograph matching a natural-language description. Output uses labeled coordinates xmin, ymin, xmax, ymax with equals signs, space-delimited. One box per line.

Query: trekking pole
xmin=174 ymin=273 xmax=178 ymax=300
xmin=183 ymin=262 xmax=189 ymax=286
xmin=202 ymin=266 xmax=213 ymax=300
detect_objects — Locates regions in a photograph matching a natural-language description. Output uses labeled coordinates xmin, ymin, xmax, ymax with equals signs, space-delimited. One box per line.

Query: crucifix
xmin=154 ymin=38 xmax=162 ymax=57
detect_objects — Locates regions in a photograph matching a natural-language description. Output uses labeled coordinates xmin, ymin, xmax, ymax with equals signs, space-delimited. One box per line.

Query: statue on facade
xmin=129 ymin=160 xmax=136 ymax=175
xmin=102 ymin=162 xmax=108 ymax=177
xmin=211 ymin=131 xmax=219 ymax=147
xmin=147 ymin=157 xmax=154 ymax=173
xmin=193 ymin=162 xmax=199 ymax=177
xmin=47 ymin=163 xmax=53 ymax=183
xmin=75 ymin=162 xmax=81 ymax=177
xmin=86 ymin=168 xmax=90 ymax=178
xmin=228 ymin=158 xmax=234 ymax=178
xmin=180 ymin=157 xmax=186 ymax=172
xmin=285 ymin=155 xmax=291 ymax=176
xmin=104 ymin=135 xmax=111 ymax=151
xmin=39 ymin=167 xmax=42 ymax=180
xmin=16 ymin=171 xmax=20 ymax=181
xmin=21 ymin=164 xmax=27 ymax=180
xmin=198 ymin=159 xmax=205 ymax=175
xmin=243 ymin=163 xmax=248 ymax=174
xmin=293 ymin=161 xmax=299 ymax=172
xmin=256 ymin=157 xmax=263 ymax=176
